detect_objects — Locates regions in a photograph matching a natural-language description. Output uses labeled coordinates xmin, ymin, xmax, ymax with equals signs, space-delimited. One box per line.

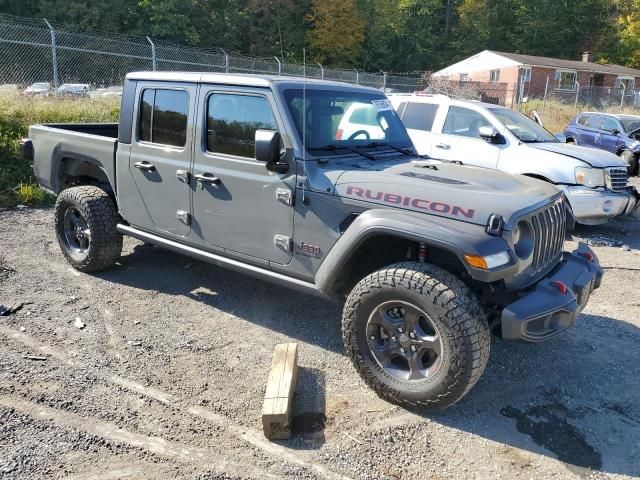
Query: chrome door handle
xmin=134 ymin=161 xmax=156 ymax=172
xmin=435 ymin=143 xmax=450 ymax=150
xmin=194 ymin=173 xmax=221 ymax=186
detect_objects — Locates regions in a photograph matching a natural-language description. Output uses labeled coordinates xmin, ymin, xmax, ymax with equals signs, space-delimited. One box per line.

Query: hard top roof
xmin=125 ymin=71 xmax=381 ymax=93
xmin=388 ymin=92 xmax=508 ymax=110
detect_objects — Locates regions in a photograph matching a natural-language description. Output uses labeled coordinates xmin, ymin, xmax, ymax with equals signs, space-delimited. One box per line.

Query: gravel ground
xmin=1 ymin=182 xmax=639 ymax=479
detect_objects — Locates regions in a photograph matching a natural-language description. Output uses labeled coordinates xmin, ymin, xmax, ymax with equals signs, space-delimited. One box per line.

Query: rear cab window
xmin=399 ymin=102 xmax=439 ymax=132
xmin=138 ymin=88 xmax=189 ymax=147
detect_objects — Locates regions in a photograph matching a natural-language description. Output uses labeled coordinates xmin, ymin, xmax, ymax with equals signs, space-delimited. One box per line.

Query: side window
xmin=601 ymin=117 xmax=619 ymax=134
xmin=442 ymin=107 xmax=492 ymax=139
xmin=207 ymin=94 xmax=277 ymax=158
xmin=576 ymin=114 xmax=591 ymax=127
xmin=401 ymin=102 xmax=438 ymax=132
xmin=138 ymin=88 xmax=188 ymax=147
xmin=585 ymin=115 xmax=602 ymax=130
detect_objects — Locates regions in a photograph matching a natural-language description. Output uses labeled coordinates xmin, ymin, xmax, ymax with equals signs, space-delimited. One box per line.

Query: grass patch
xmin=0 ymin=92 xmax=119 ymax=207
xmin=521 ymin=98 xmax=640 ymax=134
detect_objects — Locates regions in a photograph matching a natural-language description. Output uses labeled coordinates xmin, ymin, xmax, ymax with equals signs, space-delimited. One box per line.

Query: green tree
xmin=307 ymin=0 xmax=365 ymax=66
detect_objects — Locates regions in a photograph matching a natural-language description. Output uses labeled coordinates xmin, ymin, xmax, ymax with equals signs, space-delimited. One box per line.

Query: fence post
xmin=542 ymin=75 xmax=549 ymax=116
xmin=574 ymin=81 xmax=580 ymax=111
xmin=383 ymin=72 xmax=387 ymax=92
xmin=274 ymin=56 xmax=282 ymax=76
xmin=353 ymin=68 xmax=359 ymax=85
xmin=146 ymin=37 xmax=156 ymax=71
xmin=318 ymin=63 xmax=324 ymax=80
xmin=43 ymin=19 xmax=59 ymax=90
xmin=620 ymin=82 xmax=626 ymax=108
xmin=220 ymin=48 xmax=229 ymax=73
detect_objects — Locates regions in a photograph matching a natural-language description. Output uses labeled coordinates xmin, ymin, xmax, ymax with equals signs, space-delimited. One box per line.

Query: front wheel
xmin=54 ymin=186 xmax=122 ymax=272
xmin=342 ymin=263 xmax=490 ymax=410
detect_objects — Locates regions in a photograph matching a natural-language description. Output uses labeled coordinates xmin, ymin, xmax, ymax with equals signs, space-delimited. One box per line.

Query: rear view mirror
xmin=478 ymin=126 xmax=504 ymax=144
xmin=255 ymin=129 xmax=289 ymax=174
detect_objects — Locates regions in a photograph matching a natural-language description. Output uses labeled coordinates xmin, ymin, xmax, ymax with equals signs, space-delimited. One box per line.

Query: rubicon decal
xmin=346 ymin=186 xmax=476 ymax=219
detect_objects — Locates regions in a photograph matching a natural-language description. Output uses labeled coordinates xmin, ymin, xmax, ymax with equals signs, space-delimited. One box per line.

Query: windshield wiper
xmin=356 ymin=141 xmax=414 ymax=156
xmin=308 ymin=144 xmax=376 ymax=160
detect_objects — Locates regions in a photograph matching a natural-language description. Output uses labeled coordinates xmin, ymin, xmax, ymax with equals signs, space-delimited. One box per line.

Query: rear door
xmin=128 ymin=83 xmax=197 ymax=237
xmin=578 ymin=114 xmax=601 ymax=146
xmin=597 ymin=116 xmax=624 ymax=153
xmin=191 ymin=86 xmax=295 ymax=265
xmin=428 ymin=106 xmax=501 ymax=169
xmin=396 ymin=101 xmax=439 ymax=155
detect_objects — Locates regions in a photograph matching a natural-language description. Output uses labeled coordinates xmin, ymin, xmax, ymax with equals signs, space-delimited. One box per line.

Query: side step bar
xmin=116 ymin=224 xmax=321 ymax=298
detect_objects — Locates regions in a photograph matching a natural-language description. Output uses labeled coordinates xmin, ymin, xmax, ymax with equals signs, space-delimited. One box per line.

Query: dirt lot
xmin=1 ymin=187 xmax=639 ymax=479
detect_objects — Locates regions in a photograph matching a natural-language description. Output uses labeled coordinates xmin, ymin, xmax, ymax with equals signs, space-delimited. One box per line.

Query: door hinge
xmin=176 ymin=169 xmax=190 ymax=184
xmin=274 ymin=234 xmax=292 ymax=252
xmin=176 ymin=210 xmax=191 ymax=226
xmin=276 ymin=188 xmax=293 ymax=206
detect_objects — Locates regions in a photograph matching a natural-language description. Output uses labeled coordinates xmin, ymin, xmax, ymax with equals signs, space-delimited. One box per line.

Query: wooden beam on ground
xmin=262 ymin=342 xmax=298 ymax=440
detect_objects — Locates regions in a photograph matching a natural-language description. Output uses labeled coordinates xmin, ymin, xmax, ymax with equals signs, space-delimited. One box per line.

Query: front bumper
xmin=501 ymin=243 xmax=603 ymax=342
xmin=562 ymin=185 xmax=639 ymax=225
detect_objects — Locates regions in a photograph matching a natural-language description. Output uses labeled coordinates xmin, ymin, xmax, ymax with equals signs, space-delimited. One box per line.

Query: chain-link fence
xmin=0 ymin=13 xmax=426 ymax=93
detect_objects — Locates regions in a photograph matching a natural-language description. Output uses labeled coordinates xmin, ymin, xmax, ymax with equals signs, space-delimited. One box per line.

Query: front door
xmin=191 ymin=87 xmax=295 ymax=265
xmin=596 ymin=116 xmax=623 ymax=153
xmin=430 ymin=106 xmax=501 ymax=169
xmin=128 ymin=83 xmax=197 ymax=237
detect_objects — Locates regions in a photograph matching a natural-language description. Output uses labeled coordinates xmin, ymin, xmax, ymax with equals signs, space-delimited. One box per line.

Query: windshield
xmin=620 ymin=116 xmax=640 ymax=133
xmin=489 ymin=107 xmax=558 ymax=143
xmin=283 ymin=88 xmax=412 ymax=153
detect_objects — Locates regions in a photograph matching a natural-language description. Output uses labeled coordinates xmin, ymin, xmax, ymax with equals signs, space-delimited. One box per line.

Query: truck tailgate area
xmin=29 ymin=123 xmax=119 ymax=194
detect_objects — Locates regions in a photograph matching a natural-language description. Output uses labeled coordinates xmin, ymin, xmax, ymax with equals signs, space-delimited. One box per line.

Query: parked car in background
xmin=57 ymin=83 xmax=91 ymax=97
xmin=564 ymin=112 xmax=640 ymax=175
xmin=100 ymin=86 xmax=123 ymax=97
xmin=389 ymin=94 xmax=639 ymax=225
xmin=24 ymin=82 xmax=52 ymax=96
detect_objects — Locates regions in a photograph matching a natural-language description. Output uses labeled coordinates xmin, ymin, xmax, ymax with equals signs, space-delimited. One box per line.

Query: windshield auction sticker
xmin=371 ymin=99 xmax=393 ymax=112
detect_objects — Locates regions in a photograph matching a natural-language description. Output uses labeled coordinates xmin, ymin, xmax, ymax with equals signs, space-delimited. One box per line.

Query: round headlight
xmin=513 ymin=220 xmax=534 ymax=260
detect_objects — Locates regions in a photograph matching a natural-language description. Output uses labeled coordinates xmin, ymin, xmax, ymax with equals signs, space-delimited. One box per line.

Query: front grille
xmin=605 ymin=167 xmax=628 ymax=193
xmin=529 ymin=198 xmax=566 ymax=275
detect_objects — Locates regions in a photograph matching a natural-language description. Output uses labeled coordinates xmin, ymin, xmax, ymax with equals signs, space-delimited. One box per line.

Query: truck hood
xmin=528 ymin=143 xmax=626 ymax=168
xmin=334 ymin=159 xmax=560 ymax=227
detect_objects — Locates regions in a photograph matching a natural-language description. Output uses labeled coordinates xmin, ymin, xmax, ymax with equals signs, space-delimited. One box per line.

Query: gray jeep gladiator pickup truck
xmin=24 ymin=72 xmax=603 ymax=409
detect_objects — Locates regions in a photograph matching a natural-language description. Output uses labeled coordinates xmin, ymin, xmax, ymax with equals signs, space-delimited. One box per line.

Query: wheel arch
xmin=314 ymin=209 xmax=506 ymax=299
xmin=56 ymin=155 xmax=114 ymax=196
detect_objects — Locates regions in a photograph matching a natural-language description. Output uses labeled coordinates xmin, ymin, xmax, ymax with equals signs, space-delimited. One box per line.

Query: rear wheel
xmin=54 ymin=186 xmax=122 ymax=272
xmin=342 ymin=262 xmax=490 ymax=410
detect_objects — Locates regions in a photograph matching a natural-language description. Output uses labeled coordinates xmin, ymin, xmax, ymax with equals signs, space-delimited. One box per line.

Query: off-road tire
xmin=54 ymin=186 xmax=122 ymax=272
xmin=342 ymin=262 xmax=490 ymax=410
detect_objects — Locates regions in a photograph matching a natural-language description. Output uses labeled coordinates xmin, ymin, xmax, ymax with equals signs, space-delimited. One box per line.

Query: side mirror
xmin=478 ymin=126 xmax=504 ymax=144
xmin=612 ymin=128 xmax=621 ymax=136
xmin=255 ymin=129 xmax=289 ymax=174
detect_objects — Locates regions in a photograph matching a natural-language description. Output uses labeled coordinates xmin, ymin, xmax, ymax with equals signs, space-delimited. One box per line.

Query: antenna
xmin=301 ymin=48 xmax=309 ymax=205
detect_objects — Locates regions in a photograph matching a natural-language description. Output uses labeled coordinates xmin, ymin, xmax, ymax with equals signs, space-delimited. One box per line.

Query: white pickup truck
xmin=389 ymin=94 xmax=639 ymax=225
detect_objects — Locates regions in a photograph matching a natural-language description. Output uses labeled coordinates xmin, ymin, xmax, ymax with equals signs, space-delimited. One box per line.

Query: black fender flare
xmin=314 ymin=208 xmax=517 ymax=297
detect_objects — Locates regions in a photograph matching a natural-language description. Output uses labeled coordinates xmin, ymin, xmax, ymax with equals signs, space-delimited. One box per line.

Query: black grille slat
xmin=527 ymin=199 xmax=566 ymax=275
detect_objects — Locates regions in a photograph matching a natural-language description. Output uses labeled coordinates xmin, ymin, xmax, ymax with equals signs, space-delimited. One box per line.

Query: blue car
xmin=564 ymin=112 xmax=640 ymax=175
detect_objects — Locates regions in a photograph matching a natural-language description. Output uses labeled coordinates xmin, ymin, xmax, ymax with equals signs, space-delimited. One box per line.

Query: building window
xmin=139 ymin=88 xmax=189 ymax=147
xmin=459 ymin=73 xmax=469 ymax=82
xmin=489 ymin=69 xmax=500 ymax=82
xmin=555 ymin=70 xmax=577 ymax=91
xmin=521 ymin=67 xmax=531 ymax=83
xmin=616 ymin=76 xmax=635 ymax=93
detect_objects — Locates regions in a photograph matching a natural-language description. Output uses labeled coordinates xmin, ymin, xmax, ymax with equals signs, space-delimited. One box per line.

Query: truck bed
xmin=29 ymin=123 xmax=119 ymax=195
